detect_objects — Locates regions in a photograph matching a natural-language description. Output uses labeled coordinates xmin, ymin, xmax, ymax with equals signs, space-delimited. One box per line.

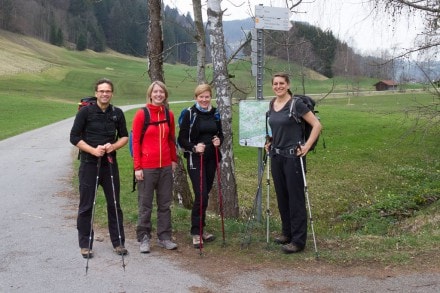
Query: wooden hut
xmin=374 ymin=80 xmax=398 ymax=91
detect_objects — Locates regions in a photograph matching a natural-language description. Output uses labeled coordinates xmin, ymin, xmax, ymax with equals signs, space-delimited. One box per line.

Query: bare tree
xmin=192 ymin=0 xmax=207 ymax=84
xmin=147 ymin=0 xmax=192 ymax=208
xmin=147 ymin=0 xmax=164 ymax=82
xmin=207 ymin=0 xmax=239 ymax=218
xmin=372 ymin=0 xmax=439 ymax=58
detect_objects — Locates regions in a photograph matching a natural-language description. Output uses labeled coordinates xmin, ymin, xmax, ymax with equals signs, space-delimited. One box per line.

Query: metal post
xmin=253 ymin=27 xmax=264 ymax=221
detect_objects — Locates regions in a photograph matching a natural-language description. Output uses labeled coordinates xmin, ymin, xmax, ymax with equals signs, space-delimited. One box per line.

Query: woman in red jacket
xmin=132 ymin=81 xmax=178 ymax=253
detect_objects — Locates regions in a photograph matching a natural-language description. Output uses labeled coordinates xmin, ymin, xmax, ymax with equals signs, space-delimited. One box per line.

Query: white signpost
xmin=242 ymin=5 xmax=292 ymax=221
xmin=255 ymin=5 xmax=291 ymax=31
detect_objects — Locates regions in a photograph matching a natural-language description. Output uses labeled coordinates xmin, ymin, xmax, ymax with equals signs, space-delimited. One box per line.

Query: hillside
xmin=0 ymin=30 xmax=56 ymax=75
xmin=0 ymin=29 xmax=335 ymax=92
xmin=0 ymin=29 xmax=145 ymax=76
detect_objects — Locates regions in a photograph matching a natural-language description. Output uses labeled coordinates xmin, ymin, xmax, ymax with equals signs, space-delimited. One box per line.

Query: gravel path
xmin=0 ymin=105 xmax=438 ymax=292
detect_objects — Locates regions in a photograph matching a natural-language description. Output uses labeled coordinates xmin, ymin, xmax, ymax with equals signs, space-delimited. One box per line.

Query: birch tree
xmin=192 ymin=0 xmax=207 ymax=84
xmin=372 ymin=0 xmax=439 ymax=58
xmin=207 ymin=0 xmax=239 ymax=218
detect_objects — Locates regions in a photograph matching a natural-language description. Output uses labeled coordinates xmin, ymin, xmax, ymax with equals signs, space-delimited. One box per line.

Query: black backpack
xmin=267 ymin=95 xmax=321 ymax=151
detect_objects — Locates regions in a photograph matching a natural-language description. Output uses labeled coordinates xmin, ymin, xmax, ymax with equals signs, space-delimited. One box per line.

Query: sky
xmin=162 ymin=0 xmax=426 ymax=56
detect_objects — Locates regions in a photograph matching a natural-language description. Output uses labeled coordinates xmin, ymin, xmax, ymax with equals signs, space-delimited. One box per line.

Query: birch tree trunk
xmin=192 ymin=0 xmax=219 ymax=212
xmin=192 ymin=0 xmax=207 ymax=84
xmin=207 ymin=0 xmax=239 ymax=218
xmin=147 ymin=0 xmax=192 ymax=208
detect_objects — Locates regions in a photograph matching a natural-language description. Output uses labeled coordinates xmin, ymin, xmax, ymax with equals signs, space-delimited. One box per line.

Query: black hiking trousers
xmin=77 ymin=158 xmax=125 ymax=249
xmin=270 ymin=154 xmax=307 ymax=248
xmin=186 ymin=152 xmax=217 ymax=236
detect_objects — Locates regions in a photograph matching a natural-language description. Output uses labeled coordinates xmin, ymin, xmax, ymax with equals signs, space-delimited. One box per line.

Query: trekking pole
xmin=297 ymin=143 xmax=319 ymax=259
xmin=199 ymin=153 xmax=204 ymax=256
xmin=85 ymin=157 xmax=101 ymax=275
xmin=107 ymin=154 xmax=126 ymax=270
xmin=265 ymin=155 xmax=270 ymax=246
xmin=215 ymin=147 xmax=226 ymax=246
xmin=241 ymin=150 xmax=267 ymax=249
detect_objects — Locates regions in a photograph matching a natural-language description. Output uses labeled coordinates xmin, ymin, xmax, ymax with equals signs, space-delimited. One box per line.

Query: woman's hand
xmin=135 ymin=169 xmax=144 ymax=181
xmin=296 ymin=143 xmax=310 ymax=157
xmin=194 ymin=143 xmax=206 ymax=153
xmin=264 ymin=142 xmax=271 ymax=152
xmin=212 ymin=136 xmax=220 ymax=147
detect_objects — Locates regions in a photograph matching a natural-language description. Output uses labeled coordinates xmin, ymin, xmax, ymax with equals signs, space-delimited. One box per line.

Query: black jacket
xmin=70 ymin=103 xmax=128 ymax=162
xmin=177 ymin=105 xmax=223 ymax=159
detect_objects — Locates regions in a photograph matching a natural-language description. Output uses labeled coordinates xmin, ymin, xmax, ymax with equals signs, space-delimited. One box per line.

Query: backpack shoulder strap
xmin=268 ymin=98 xmax=276 ymax=111
xmin=289 ymin=96 xmax=297 ymax=115
xmin=266 ymin=98 xmax=276 ymax=137
xmin=164 ymin=107 xmax=170 ymax=127
xmin=289 ymin=96 xmax=302 ymax=123
xmin=189 ymin=106 xmax=197 ymax=126
xmin=140 ymin=107 xmax=150 ymax=142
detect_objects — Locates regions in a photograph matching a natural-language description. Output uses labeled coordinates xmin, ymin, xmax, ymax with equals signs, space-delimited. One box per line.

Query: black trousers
xmin=270 ymin=154 xmax=307 ymax=248
xmin=77 ymin=157 xmax=125 ymax=249
xmin=186 ymin=152 xmax=217 ymax=235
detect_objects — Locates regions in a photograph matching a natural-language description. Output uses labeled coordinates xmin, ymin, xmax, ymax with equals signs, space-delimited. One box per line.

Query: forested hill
xmin=0 ymin=0 xmax=398 ymax=79
xmin=0 ymin=0 xmax=195 ymax=62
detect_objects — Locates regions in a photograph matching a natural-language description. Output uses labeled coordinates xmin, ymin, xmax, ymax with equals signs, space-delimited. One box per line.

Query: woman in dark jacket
xmin=178 ymin=84 xmax=224 ymax=248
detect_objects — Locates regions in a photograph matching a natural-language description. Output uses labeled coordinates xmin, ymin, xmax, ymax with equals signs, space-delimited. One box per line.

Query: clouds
xmin=163 ymin=0 xmax=424 ymax=54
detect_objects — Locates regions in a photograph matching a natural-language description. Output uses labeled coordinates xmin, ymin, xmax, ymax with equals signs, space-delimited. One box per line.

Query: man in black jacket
xmin=70 ymin=78 xmax=129 ymax=258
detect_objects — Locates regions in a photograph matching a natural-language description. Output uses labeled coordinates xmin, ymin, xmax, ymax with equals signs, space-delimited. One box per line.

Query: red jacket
xmin=132 ymin=104 xmax=177 ymax=170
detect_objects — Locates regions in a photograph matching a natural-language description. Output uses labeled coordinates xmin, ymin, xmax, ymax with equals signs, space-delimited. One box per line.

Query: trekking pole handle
xmin=106 ymin=154 xmax=113 ymax=164
xmin=296 ymin=141 xmax=303 ymax=157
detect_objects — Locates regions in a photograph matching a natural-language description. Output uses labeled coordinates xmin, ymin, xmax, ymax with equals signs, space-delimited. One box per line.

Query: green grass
xmin=1 ymin=30 xmax=439 ymax=268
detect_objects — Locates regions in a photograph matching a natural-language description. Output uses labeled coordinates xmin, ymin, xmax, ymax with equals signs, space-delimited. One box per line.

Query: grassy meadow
xmin=1 ymin=29 xmax=439 ymax=268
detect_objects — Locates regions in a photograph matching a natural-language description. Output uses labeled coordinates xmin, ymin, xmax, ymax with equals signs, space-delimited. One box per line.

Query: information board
xmin=239 ymin=100 xmax=270 ymax=147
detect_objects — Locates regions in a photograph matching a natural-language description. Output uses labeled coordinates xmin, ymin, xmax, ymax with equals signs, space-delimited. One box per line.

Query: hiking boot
xmin=139 ymin=235 xmax=150 ymax=253
xmin=281 ymin=243 xmax=304 ymax=254
xmin=81 ymin=248 xmax=93 ymax=259
xmin=274 ymin=235 xmax=291 ymax=245
xmin=157 ymin=239 xmax=178 ymax=250
xmin=192 ymin=235 xmax=203 ymax=248
xmin=114 ymin=245 xmax=128 ymax=255
xmin=202 ymin=232 xmax=215 ymax=242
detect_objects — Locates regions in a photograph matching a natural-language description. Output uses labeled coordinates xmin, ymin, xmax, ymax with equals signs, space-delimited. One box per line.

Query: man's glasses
xmin=97 ymin=90 xmax=112 ymax=94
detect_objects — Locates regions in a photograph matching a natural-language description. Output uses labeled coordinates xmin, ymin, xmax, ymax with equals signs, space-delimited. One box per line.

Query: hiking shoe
xmin=139 ymin=235 xmax=150 ymax=253
xmin=81 ymin=248 xmax=93 ymax=259
xmin=192 ymin=235 xmax=203 ymax=248
xmin=202 ymin=232 xmax=215 ymax=242
xmin=157 ymin=239 xmax=178 ymax=250
xmin=281 ymin=243 xmax=304 ymax=254
xmin=114 ymin=245 xmax=128 ymax=255
xmin=274 ymin=235 xmax=291 ymax=245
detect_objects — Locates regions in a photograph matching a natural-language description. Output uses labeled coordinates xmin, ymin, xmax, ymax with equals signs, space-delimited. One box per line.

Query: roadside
xmin=0 ymin=109 xmax=438 ymax=292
